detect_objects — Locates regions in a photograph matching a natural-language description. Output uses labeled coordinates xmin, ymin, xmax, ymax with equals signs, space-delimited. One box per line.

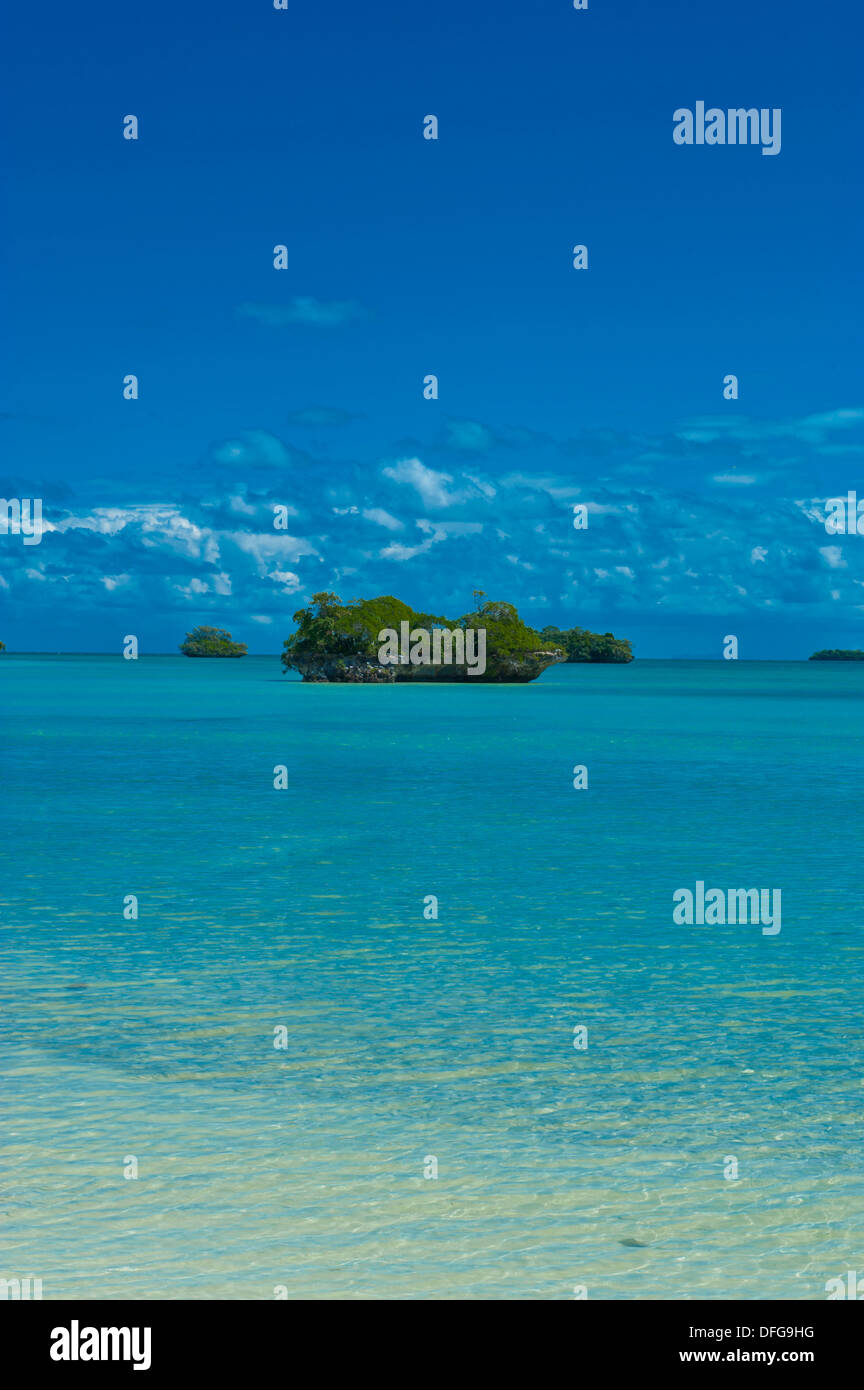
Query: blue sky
xmin=2 ymin=0 xmax=862 ymax=655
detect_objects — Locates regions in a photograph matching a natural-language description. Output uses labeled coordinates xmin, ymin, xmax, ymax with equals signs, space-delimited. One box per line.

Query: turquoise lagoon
xmin=1 ymin=655 xmax=863 ymax=1300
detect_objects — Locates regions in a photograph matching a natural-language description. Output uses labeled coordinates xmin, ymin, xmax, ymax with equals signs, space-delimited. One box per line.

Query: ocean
xmin=1 ymin=655 xmax=862 ymax=1300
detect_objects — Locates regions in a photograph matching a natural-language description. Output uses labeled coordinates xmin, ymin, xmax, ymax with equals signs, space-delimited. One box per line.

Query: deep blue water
xmin=1 ymin=656 xmax=862 ymax=1299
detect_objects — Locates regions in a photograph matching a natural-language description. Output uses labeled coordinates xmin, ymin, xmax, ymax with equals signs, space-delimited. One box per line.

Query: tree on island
xmin=809 ymin=649 xmax=864 ymax=661
xmin=540 ymin=624 xmax=633 ymax=663
xmin=0 ymin=640 xmax=5 ymax=653
xmin=179 ymin=625 xmax=247 ymax=657
xmin=282 ymin=593 xmax=451 ymax=666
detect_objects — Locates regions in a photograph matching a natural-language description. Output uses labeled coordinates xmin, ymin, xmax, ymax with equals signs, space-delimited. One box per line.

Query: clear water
xmin=1 ymin=655 xmax=862 ymax=1300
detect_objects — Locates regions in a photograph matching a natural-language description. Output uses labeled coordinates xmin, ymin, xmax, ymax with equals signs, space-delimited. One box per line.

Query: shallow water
xmin=1 ymin=656 xmax=862 ymax=1299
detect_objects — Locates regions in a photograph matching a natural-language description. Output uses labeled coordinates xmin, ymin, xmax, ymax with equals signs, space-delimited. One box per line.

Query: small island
xmin=540 ymin=624 xmax=633 ymax=663
xmin=809 ymin=649 xmax=864 ymax=661
xmin=0 ymin=640 xmax=5 ymax=653
xmin=281 ymin=592 xmax=632 ymax=683
xmin=179 ymin=625 xmax=247 ymax=657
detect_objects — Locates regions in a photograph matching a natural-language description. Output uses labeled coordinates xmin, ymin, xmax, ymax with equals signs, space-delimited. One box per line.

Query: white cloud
xmin=382 ymin=458 xmax=465 ymax=508
xmin=362 ymin=507 xmax=403 ymax=531
xmin=229 ymin=532 xmax=320 ymax=568
xmin=819 ymin=546 xmax=846 ymax=569
xmin=268 ymin=569 xmax=301 ymax=592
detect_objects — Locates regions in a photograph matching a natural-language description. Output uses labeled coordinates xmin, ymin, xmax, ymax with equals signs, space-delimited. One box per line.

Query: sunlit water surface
xmin=1 ymin=656 xmax=862 ymax=1299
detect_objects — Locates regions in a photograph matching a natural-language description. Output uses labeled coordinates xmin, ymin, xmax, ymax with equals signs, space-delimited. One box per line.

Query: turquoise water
xmin=1 ymin=655 xmax=863 ymax=1300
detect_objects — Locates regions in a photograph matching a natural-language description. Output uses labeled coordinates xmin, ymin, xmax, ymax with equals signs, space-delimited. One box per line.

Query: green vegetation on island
xmin=809 ymin=649 xmax=864 ymax=661
xmin=0 ymin=640 xmax=5 ymax=653
xmin=179 ymin=625 xmax=247 ymax=657
xmin=281 ymin=592 xmax=632 ymax=682
xmin=539 ymin=624 xmax=633 ymax=664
